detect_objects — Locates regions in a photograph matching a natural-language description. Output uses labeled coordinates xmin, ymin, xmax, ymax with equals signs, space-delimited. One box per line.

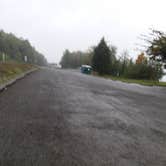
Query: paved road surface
xmin=0 ymin=68 xmax=166 ymax=166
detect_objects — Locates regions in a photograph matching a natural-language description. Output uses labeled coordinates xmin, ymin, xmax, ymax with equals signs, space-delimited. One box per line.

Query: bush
xmin=124 ymin=63 xmax=163 ymax=81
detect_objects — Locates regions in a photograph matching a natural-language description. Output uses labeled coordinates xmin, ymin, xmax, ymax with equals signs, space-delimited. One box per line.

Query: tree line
xmin=0 ymin=30 xmax=47 ymax=65
xmin=60 ymin=49 xmax=94 ymax=68
xmin=61 ymin=29 xmax=165 ymax=81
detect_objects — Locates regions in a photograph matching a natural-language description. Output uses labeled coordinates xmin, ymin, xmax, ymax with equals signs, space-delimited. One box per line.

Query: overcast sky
xmin=0 ymin=0 xmax=166 ymax=63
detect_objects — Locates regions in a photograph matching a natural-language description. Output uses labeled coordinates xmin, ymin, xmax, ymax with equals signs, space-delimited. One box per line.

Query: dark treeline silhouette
xmin=0 ymin=30 xmax=47 ymax=65
xmin=92 ymin=37 xmax=163 ymax=80
xmin=60 ymin=34 xmax=164 ymax=81
xmin=92 ymin=37 xmax=116 ymax=75
xmin=60 ymin=49 xmax=94 ymax=68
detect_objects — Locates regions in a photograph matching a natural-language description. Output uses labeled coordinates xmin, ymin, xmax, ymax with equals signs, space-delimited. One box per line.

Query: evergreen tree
xmin=92 ymin=38 xmax=111 ymax=75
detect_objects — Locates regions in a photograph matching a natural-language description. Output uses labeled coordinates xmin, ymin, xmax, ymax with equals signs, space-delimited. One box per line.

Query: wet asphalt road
xmin=0 ymin=68 xmax=166 ymax=166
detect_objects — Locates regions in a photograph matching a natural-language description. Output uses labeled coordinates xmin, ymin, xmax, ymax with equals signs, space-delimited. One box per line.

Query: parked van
xmin=80 ymin=65 xmax=92 ymax=74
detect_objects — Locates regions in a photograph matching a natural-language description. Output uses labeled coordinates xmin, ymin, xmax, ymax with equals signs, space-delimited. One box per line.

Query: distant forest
xmin=0 ymin=30 xmax=47 ymax=65
xmin=60 ymin=48 xmax=94 ymax=68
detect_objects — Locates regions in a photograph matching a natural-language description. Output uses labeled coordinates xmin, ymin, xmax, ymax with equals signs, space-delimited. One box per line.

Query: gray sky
xmin=0 ymin=0 xmax=166 ymax=63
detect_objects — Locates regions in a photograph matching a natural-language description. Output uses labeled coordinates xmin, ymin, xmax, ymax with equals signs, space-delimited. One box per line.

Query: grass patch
xmin=94 ymin=74 xmax=166 ymax=87
xmin=0 ymin=62 xmax=37 ymax=85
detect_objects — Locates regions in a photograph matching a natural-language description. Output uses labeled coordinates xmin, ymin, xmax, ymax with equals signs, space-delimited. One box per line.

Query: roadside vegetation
xmin=0 ymin=62 xmax=37 ymax=85
xmin=0 ymin=30 xmax=47 ymax=65
xmin=0 ymin=30 xmax=47 ymax=85
xmin=60 ymin=29 xmax=166 ymax=86
xmin=99 ymin=75 xmax=166 ymax=87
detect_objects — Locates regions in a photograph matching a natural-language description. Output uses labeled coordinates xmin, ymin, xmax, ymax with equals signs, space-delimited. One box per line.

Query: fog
xmin=0 ymin=0 xmax=166 ymax=63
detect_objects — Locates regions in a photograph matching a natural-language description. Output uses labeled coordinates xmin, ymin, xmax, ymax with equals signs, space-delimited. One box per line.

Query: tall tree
xmin=92 ymin=38 xmax=111 ymax=75
xmin=143 ymin=29 xmax=166 ymax=65
xmin=60 ymin=49 xmax=71 ymax=68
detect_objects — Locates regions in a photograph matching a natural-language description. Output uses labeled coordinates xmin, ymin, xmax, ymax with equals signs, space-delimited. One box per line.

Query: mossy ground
xmin=0 ymin=62 xmax=37 ymax=85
